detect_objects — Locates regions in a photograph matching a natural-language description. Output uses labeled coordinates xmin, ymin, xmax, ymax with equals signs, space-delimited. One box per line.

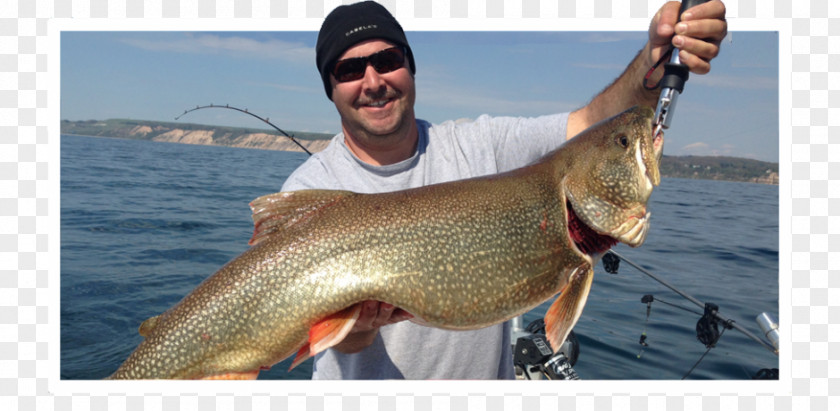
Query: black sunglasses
xmin=330 ymin=46 xmax=407 ymax=83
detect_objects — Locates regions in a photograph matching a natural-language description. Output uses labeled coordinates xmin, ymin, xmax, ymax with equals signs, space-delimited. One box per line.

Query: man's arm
xmin=566 ymin=0 xmax=728 ymax=139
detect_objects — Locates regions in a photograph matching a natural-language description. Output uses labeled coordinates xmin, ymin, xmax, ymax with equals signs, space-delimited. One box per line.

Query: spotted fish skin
xmin=107 ymin=106 xmax=660 ymax=379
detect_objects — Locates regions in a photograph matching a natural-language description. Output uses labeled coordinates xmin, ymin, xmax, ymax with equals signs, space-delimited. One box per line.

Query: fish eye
xmin=617 ymin=135 xmax=629 ymax=148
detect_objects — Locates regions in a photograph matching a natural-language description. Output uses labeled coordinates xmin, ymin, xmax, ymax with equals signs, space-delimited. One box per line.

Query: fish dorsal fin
xmin=248 ymin=189 xmax=356 ymax=246
xmin=138 ymin=315 xmax=160 ymax=338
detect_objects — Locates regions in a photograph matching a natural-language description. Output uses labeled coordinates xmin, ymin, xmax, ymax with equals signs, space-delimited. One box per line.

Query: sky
xmin=60 ymin=30 xmax=778 ymax=162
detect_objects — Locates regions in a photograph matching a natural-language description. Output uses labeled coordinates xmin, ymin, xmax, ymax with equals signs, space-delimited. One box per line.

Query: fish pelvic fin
xmin=138 ymin=315 xmax=160 ymax=338
xmin=249 ymin=189 xmax=356 ymax=246
xmin=544 ymin=265 xmax=594 ymax=352
xmin=289 ymin=303 xmax=363 ymax=371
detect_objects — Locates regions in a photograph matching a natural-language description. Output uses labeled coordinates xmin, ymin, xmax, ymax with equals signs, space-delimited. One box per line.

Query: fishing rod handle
xmin=679 ymin=0 xmax=711 ymax=18
xmin=657 ymin=0 xmax=712 ymax=105
xmin=671 ymin=0 xmax=712 ymax=64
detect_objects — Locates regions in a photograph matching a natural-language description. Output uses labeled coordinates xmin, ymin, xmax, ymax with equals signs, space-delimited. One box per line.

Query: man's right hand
xmin=332 ymin=300 xmax=414 ymax=354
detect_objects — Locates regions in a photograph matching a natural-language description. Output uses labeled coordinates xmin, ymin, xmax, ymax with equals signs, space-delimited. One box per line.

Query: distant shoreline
xmin=61 ymin=119 xmax=779 ymax=185
xmin=60 ymin=118 xmax=334 ymax=154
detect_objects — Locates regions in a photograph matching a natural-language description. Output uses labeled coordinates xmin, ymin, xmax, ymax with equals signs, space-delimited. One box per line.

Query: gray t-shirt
xmin=281 ymin=112 xmax=569 ymax=379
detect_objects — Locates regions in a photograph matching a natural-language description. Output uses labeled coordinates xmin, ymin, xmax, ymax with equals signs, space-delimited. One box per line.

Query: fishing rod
xmin=175 ymin=104 xmax=313 ymax=155
xmin=650 ymin=0 xmax=711 ymax=138
xmin=606 ymin=249 xmax=779 ymax=356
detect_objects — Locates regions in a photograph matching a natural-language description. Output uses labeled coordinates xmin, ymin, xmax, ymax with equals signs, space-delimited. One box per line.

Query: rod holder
xmin=755 ymin=312 xmax=779 ymax=353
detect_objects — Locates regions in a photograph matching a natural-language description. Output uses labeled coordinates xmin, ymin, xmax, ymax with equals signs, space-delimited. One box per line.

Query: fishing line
xmin=607 ymin=250 xmax=777 ymax=355
xmin=635 ymin=293 xmax=737 ymax=378
xmin=680 ymin=333 xmax=720 ymax=380
xmin=175 ymin=104 xmax=313 ymax=155
xmin=634 ymin=294 xmax=704 ymax=359
xmin=609 ymin=251 xmax=776 ymax=379
xmin=681 ymin=317 xmax=733 ymax=380
xmin=636 ymin=295 xmax=653 ymax=359
xmin=642 ymin=45 xmax=675 ymax=91
xmin=650 ymin=296 xmax=702 ymax=316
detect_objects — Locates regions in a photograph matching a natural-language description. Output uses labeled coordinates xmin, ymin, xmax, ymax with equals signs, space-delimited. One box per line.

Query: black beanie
xmin=316 ymin=1 xmax=416 ymax=100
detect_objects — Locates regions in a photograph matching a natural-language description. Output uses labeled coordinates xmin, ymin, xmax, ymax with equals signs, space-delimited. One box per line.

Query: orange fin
xmin=289 ymin=343 xmax=312 ymax=371
xmin=288 ymin=304 xmax=362 ymax=370
xmin=200 ymin=370 xmax=260 ymax=380
xmin=544 ymin=265 xmax=594 ymax=351
xmin=248 ymin=190 xmax=356 ymax=246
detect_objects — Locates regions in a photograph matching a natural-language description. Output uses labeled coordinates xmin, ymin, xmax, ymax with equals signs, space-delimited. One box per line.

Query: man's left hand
xmin=648 ymin=0 xmax=728 ymax=75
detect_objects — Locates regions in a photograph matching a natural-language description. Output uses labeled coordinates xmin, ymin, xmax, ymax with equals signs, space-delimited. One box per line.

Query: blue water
xmin=60 ymin=134 xmax=779 ymax=380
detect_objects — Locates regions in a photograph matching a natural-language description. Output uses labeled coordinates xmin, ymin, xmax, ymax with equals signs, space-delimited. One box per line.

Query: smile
xmin=365 ymin=99 xmax=389 ymax=108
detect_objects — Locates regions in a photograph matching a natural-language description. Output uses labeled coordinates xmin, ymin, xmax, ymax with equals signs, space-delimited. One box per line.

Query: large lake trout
xmin=108 ymin=105 xmax=662 ymax=379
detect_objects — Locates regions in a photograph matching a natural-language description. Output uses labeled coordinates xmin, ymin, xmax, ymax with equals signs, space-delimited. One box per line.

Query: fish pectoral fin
xmin=309 ymin=304 xmax=362 ymax=354
xmin=138 ymin=315 xmax=160 ymax=338
xmin=544 ymin=265 xmax=594 ymax=352
xmin=288 ymin=303 xmax=363 ymax=371
xmin=249 ymin=189 xmax=356 ymax=246
xmin=289 ymin=344 xmax=312 ymax=371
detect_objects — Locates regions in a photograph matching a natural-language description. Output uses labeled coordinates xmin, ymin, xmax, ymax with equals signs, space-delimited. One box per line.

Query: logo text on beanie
xmin=345 ymin=24 xmax=378 ymax=37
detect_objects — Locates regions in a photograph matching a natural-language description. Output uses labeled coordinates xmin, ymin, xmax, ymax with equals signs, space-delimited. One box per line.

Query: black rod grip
xmin=662 ymin=0 xmax=711 ymax=93
xmin=679 ymin=0 xmax=711 ymax=21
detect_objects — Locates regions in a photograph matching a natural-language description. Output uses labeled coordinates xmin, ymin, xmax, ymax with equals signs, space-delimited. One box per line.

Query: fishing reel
xmin=512 ymin=318 xmax=580 ymax=380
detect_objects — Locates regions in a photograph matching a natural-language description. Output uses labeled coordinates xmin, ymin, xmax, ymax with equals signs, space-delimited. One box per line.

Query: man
xmin=282 ymin=1 xmax=727 ymax=379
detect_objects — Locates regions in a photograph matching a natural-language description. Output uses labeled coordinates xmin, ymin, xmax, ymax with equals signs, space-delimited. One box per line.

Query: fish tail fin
xmin=288 ymin=303 xmax=363 ymax=371
xmin=544 ymin=265 xmax=594 ymax=352
xmin=249 ymin=190 xmax=356 ymax=246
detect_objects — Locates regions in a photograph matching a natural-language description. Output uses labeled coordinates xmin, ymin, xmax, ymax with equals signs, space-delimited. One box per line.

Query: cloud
xmin=682 ymin=142 xmax=709 ymax=151
xmin=119 ymin=33 xmax=314 ymax=64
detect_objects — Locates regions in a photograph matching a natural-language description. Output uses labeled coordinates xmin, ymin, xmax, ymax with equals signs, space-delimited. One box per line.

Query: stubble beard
xmin=344 ymin=91 xmax=415 ymax=146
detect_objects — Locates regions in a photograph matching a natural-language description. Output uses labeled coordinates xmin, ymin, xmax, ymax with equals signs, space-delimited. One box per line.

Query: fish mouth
xmin=566 ymin=200 xmax=618 ymax=257
xmin=646 ymin=124 xmax=665 ymax=186
xmin=565 ymin=199 xmax=651 ymax=257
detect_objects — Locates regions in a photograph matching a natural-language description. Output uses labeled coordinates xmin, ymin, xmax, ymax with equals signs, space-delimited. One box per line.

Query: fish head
xmin=561 ymin=105 xmax=662 ymax=250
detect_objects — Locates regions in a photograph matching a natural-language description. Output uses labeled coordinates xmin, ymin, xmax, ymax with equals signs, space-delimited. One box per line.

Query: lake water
xmin=60 ymin=134 xmax=779 ymax=380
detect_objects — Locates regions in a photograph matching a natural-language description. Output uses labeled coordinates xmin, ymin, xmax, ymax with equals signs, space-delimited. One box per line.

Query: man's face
xmin=330 ymin=39 xmax=416 ymax=149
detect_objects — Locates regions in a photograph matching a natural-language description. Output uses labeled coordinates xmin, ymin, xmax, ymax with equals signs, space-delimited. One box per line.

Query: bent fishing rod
xmin=175 ymin=103 xmax=312 ymax=155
